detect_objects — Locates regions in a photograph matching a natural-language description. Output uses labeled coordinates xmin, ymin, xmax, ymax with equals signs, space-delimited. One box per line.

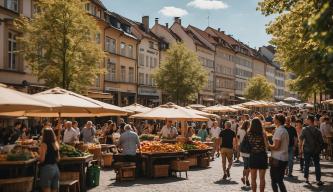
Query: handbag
xmin=240 ymin=134 xmax=251 ymax=154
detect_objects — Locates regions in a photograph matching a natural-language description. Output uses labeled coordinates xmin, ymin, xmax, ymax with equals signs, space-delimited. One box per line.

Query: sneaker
xmin=241 ymin=177 xmax=245 ymax=184
xmin=305 ymin=179 xmax=310 ymax=184
xmin=234 ymin=159 xmax=240 ymax=163
xmin=223 ymin=174 xmax=227 ymax=180
xmin=317 ymin=181 xmax=323 ymax=186
xmin=288 ymin=174 xmax=294 ymax=177
xmin=246 ymin=180 xmax=250 ymax=186
xmin=226 ymin=168 xmax=230 ymax=177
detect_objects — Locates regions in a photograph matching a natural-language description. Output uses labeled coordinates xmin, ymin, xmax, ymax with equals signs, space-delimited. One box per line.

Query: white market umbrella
xmin=130 ymin=102 xmax=208 ymax=121
xmin=122 ymin=103 xmax=151 ymax=114
xmin=0 ymin=87 xmax=128 ymax=117
xmin=0 ymin=86 xmax=52 ymax=113
xmin=187 ymin=104 xmax=206 ymax=109
xmin=184 ymin=107 xmax=220 ymax=118
xmin=284 ymin=97 xmax=300 ymax=102
xmin=322 ymin=99 xmax=333 ymax=105
xmin=276 ymin=101 xmax=292 ymax=107
xmin=202 ymin=104 xmax=237 ymax=113
xmin=229 ymin=104 xmax=250 ymax=111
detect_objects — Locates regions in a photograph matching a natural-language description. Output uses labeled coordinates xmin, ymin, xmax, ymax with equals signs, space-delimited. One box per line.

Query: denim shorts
xmin=243 ymin=157 xmax=250 ymax=169
xmin=40 ymin=164 xmax=59 ymax=189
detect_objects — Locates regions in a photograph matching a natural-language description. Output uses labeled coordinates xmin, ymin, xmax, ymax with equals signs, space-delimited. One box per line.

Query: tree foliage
xmin=244 ymin=75 xmax=275 ymax=101
xmin=257 ymin=0 xmax=333 ymax=98
xmin=153 ymin=43 xmax=208 ymax=104
xmin=15 ymin=0 xmax=104 ymax=92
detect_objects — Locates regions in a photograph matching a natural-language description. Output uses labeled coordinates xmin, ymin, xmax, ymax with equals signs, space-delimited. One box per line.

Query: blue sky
xmin=101 ymin=0 xmax=274 ymax=49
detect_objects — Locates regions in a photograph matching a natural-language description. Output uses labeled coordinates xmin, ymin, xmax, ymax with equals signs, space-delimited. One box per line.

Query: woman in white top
xmin=238 ymin=120 xmax=251 ymax=186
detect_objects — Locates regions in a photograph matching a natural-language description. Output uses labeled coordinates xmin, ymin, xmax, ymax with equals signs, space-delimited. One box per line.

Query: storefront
xmin=137 ymin=86 xmax=161 ymax=107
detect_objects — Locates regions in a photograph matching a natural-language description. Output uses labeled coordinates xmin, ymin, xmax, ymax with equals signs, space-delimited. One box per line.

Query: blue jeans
xmin=288 ymin=146 xmax=294 ymax=174
xmin=304 ymin=152 xmax=321 ymax=181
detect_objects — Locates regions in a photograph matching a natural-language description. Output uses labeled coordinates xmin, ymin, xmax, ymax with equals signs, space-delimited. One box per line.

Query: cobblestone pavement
xmin=89 ymin=157 xmax=333 ymax=192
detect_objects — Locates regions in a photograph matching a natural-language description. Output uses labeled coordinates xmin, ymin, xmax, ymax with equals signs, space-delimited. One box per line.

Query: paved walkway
xmin=89 ymin=157 xmax=333 ymax=192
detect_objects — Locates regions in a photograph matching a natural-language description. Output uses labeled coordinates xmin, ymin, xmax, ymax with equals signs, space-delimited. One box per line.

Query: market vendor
xmin=81 ymin=121 xmax=96 ymax=143
xmin=7 ymin=122 xmax=21 ymax=144
xmin=63 ymin=121 xmax=78 ymax=144
xmin=118 ymin=124 xmax=141 ymax=156
xmin=160 ymin=120 xmax=178 ymax=139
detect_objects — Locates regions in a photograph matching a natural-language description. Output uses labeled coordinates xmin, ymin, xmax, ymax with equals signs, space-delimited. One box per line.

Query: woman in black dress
xmin=248 ymin=118 xmax=268 ymax=192
xmin=39 ymin=128 xmax=60 ymax=192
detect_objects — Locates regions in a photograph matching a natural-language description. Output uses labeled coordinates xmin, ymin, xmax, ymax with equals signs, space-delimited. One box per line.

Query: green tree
xmin=153 ymin=43 xmax=208 ymax=104
xmin=14 ymin=0 xmax=104 ymax=92
xmin=244 ymin=75 xmax=275 ymax=101
xmin=257 ymin=0 xmax=333 ymax=98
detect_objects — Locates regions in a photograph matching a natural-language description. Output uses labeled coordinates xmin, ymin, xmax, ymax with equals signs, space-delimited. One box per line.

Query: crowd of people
xmin=0 ymin=108 xmax=332 ymax=192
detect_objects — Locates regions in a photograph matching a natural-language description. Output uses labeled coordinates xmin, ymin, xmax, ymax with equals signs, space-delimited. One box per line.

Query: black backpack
xmin=240 ymin=134 xmax=251 ymax=154
xmin=308 ymin=127 xmax=326 ymax=154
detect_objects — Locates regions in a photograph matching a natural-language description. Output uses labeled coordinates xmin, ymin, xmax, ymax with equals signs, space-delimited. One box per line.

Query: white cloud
xmin=187 ymin=0 xmax=228 ymax=10
xmin=159 ymin=6 xmax=188 ymax=17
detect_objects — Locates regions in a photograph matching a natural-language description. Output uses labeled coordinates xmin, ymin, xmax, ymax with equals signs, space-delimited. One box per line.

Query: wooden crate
xmin=0 ymin=177 xmax=33 ymax=192
xmin=199 ymin=157 xmax=210 ymax=168
xmin=153 ymin=165 xmax=169 ymax=178
xmin=116 ymin=166 xmax=136 ymax=181
xmin=88 ymin=147 xmax=102 ymax=160
xmin=171 ymin=160 xmax=190 ymax=171
xmin=60 ymin=171 xmax=80 ymax=181
xmin=101 ymin=153 xmax=113 ymax=167
xmin=185 ymin=156 xmax=198 ymax=167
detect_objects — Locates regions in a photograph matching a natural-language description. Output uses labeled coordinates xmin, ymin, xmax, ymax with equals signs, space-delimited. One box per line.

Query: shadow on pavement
xmin=284 ymin=176 xmax=303 ymax=183
xmin=240 ymin=186 xmax=251 ymax=191
xmin=107 ymin=177 xmax=187 ymax=187
xmin=214 ymin=179 xmax=238 ymax=185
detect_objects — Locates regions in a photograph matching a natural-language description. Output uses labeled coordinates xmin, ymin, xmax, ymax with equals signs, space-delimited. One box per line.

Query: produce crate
xmin=153 ymin=165 xmax=169 ymax=178
xmin=116 ymin=166 xmax=136 ymax=181
xmin=88 ymin=147 xmax=102 ymax=161
xmin=171 ymin=160 xmax=190 ymax=171
xmin=0 ymin=177 xmax=33 ymax=192
xmin=60 ymin=171 xmax=80 ymax=181
xmin=185 ymin=156 xmax=198 ymax=167
xmin=199 ymin=157 xmax=210 ymax=168
xmin=101 ymin=153 xmax=113 ymax=167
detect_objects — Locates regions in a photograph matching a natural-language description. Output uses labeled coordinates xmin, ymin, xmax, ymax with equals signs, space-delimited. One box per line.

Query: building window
xmin=8 ymin=31 xmax=17 ymax=70
xmin=85 ymin=3 xmax=90 ymax=12
xmin=105 ymin=37 xmax=116 ymax=53
xmin=149 ymin=41 xmax=154 ymax=49
xmin=96 ymin=9 xmax=101 ymax=18
xmin=120 ymin=42 xmax=126 ymax=56
xmin=127 ymin=45 xmax=133 ymax=58
xmin=153 ymin=58 xmax=157 ymax=68
xmin=150 ymin=57 xmax=153 ymax=68
xmin=121 ymin=66 xmax=126 ymax=82
xmin=95 ymin=75 xmax=100 ymax=87
xmin=146 ymin=55 xmax=149 ymax=67
xmin=145 ymin=74 xmax=149 ymax=85
xmin=5 ymin=0 xmax=18 ymax=12
xmin=91 ymin=4 xmax=96 ymax=16
xmin=129 ymin=67 xmax=134 ymax=83
xmin=95 ymin=32 xmax=100 ymax=44
xmin=139 ymin=53 xmax=144 ymax=66
xmin=106 ymin=60 xmax=116 ymax=81
xmin=139 ymin=73 xmax=144 ymax=84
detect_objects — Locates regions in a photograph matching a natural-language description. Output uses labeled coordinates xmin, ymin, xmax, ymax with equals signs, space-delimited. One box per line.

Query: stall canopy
xmin=296 ymin=103 xmax=314 ymax=108
xmin=284 ymin=97 xmax=300 ymax=102
xmin=187 ymin=104 xmax=206 ymax=109
xmin=130 ymin=102 xmax=208 ymax=121
xmin=229 ymin=104 xmax=250 ymax=111
xmin=275 ymin=101 xmax=292 ymax=107
xmin=0 ymin=86 xmax=51 ymax=113
xmin=122 ymin=103 xmax=151 ymax=114
xmin=0 ymin=87 xmax=128 ymax=117
xmin=202 ymin=104 xmax=237 ymax=113
xmin=240 ymin=100 xmax=276 ymax=108
xmin=184 ymin=107 xmax=220 ymax=119
xmin=322 ymin=99 xmax=333 ymax=105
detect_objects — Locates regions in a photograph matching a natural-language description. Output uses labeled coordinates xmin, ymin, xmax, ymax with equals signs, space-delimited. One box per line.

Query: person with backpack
xmin=299 ymin=115 xmax=324 ymax=186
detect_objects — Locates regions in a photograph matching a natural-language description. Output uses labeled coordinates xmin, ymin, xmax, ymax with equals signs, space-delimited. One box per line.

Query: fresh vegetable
xmin=60 ymin=144 xmax=85 ymax=157
xmin=140 ymin=134 xmax=157 ymax=141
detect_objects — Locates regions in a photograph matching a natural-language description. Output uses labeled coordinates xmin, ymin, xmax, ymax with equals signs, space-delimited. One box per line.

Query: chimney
xmin=165 ymin=23 xmax=169 ymax=28
xmin=142 ymin=16 xmax=149 ymax=33
xmin=155 ymin=18 xmax=159 ymax=25
xmin=174 ymin=17 xmax=181 ymax=25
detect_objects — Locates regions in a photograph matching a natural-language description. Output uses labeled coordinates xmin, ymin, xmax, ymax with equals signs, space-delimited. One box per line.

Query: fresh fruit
xmin=193 ymin=141 xmax=210 ymax=150
xmin=140 ymin=141 xmax=183 ymax=153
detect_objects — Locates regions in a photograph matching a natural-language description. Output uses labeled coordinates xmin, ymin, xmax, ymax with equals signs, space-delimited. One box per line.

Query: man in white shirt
xmin=159 ymin=120 xmax=178 ymax=139
xmin=320 ymin=117 xmax=332 ymax=138
xmin=63 ymin=121 xmax=78 ymax=144
xmin=210 ymin=121 xmax=221 ymax=160
xmin=269 ymin=114 xmax=289 ymax=192
xmin=72 ymin=121 xmax=80 ymax=136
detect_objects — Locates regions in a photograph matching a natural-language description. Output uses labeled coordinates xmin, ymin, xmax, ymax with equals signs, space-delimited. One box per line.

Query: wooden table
xmin=100 ymin=144 xmax=117 ymax=153
xmin=140 ymin=152 xmax=186 ymax=178
xmin=0 ymin=158 xmax=38 ymax=190
xmin=58 ymin=155 xmax=93 ymax=192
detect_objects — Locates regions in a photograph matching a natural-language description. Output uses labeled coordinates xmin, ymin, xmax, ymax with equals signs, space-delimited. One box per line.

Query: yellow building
xmin=103 ymin=12 xmax=138 ymax=106
xmin=0 ymin=0 xmax=43 ymax=93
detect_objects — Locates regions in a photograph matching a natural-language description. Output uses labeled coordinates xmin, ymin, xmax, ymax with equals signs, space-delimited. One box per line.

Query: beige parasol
xmin=130 ymin=102 xmax=208 ymax=121
xmin=202 ymin=104 xmax=237 ymax=113
xmin=229 ymin=104 xmax=250 ymax=111
xmin=122 ymin=103 xmax=151 ymax=114
xmin=187 ymin=104 xmax=206 ymax=109
xmin=0 ymin=87 xmax=128 ymax=117
xmin=0 ymin=86 xmax=51 ymax=113
xmin=184 ymin=107 xmax=220 ymax=118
